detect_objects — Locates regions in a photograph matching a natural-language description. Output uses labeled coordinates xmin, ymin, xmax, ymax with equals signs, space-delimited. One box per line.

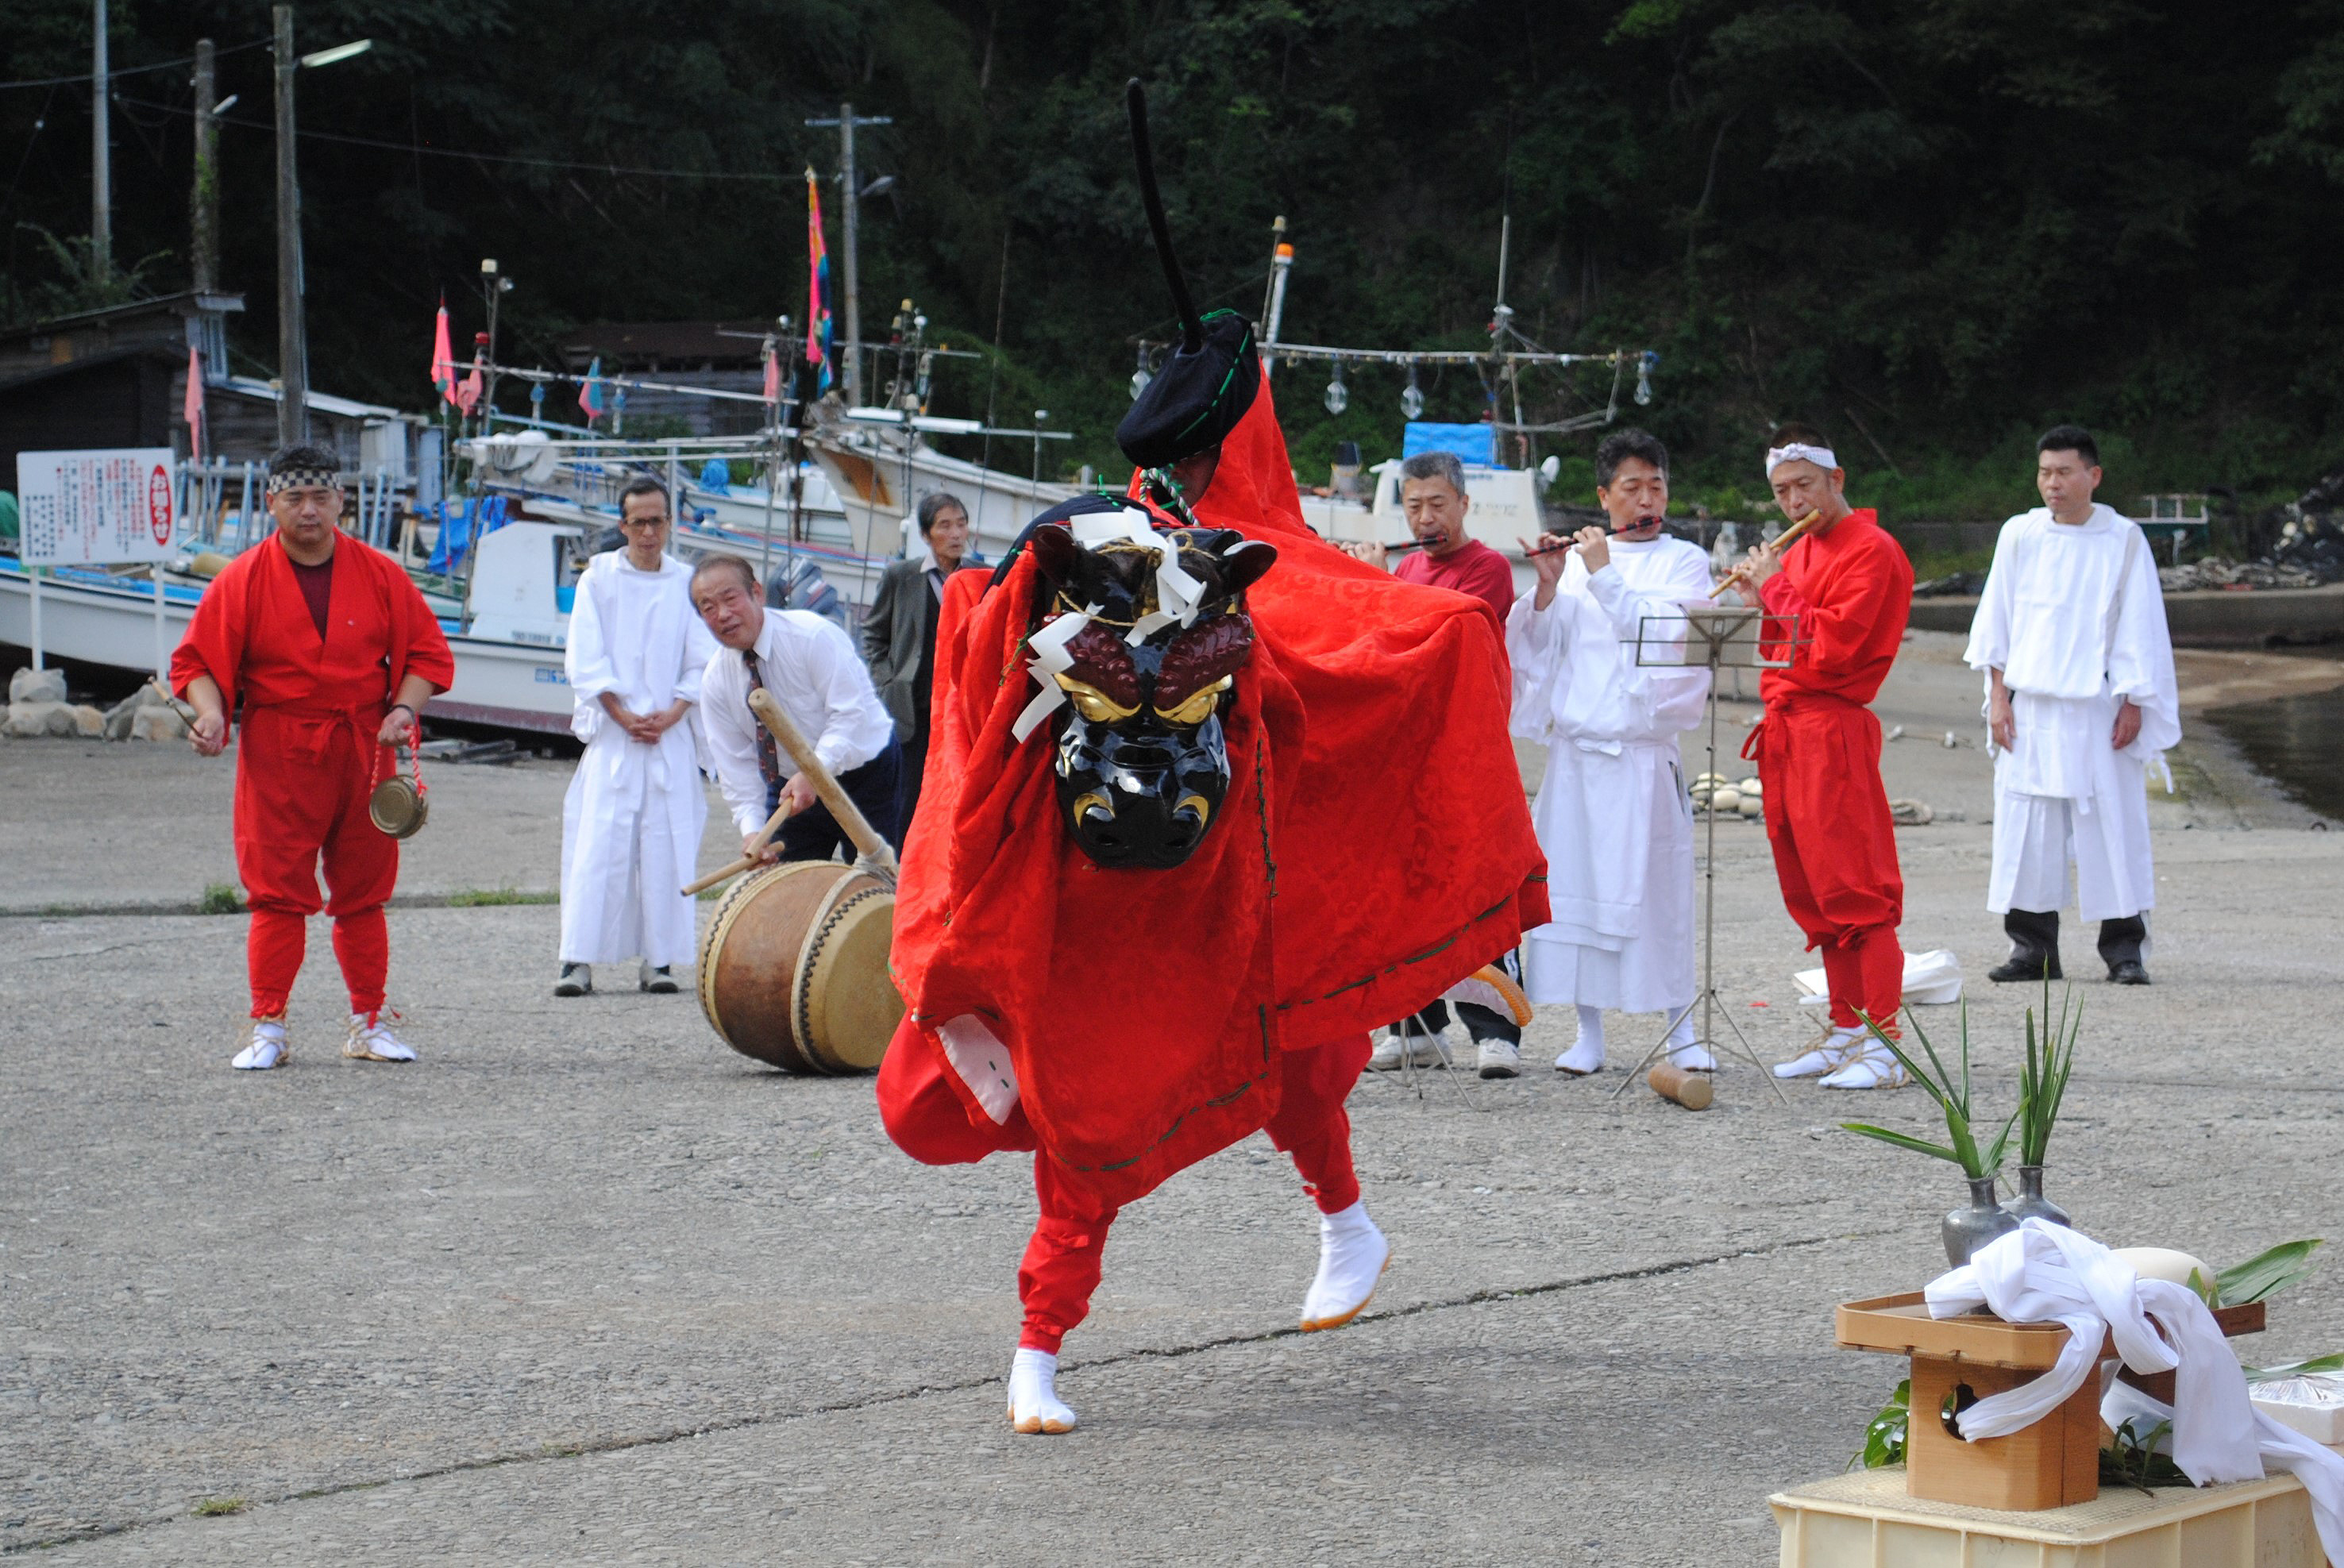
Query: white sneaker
xmin=1007 ymin=1347 xmax=1077 ymax=1435
xmin=1819 ymin=1042 xmax=1909 ymax=1090
xmin=232 ymin=1018 xmax=289 ymax=1070
xmin=1367 ymin=1027 xmax=1453 ymax=1072
xmin=1667 ymin=1041 xmax=1717 ymax=1071
xmin=1475 ymin=1038 xmax=1521 ymax=1079
xmin=1774 ymin=1031 xmax=1862 ymax=1078
xmin=343 ymin=1010 xmax=418 ymax=1063
xmin=1301 ymin=1202 xmax=1390 ymax=1331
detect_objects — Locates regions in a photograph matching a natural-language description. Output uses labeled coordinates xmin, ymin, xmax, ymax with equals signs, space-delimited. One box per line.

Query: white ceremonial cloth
xmin=1964 ymin=507 xmax=2179 ymax=919
xmin=1506 ymin=536 xmax=1713 ymax=1012
xmin=560 ymin=551 xmax=719 ymax=967
xmin=1927 ymin=1221 xmax=2344 ymax=1564
xmin=702 ymin=609 xmax=896 ymax=836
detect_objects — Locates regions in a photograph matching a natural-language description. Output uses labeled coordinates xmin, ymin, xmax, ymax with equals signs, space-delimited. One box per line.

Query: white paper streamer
xmin=1012 ymin=605 xmax=1095 ymax=742
xmin=936 ymin=1013 xmax=1020 ymax=1123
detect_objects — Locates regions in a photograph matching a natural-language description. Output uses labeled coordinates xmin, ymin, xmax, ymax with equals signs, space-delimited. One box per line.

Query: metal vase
xmin=2003 ymin=1164 xmax=2072 ymax=1229
xmin=1943 ymin=1175 xmax=2021 ymax=1267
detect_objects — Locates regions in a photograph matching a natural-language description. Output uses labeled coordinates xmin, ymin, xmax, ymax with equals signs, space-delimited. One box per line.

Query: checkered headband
xmin=266 ymin=466 xmax=342 ymax=494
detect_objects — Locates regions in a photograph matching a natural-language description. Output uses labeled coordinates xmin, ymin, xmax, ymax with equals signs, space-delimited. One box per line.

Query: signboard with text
xmin=15 ymin=448 xmax=178 ymax=565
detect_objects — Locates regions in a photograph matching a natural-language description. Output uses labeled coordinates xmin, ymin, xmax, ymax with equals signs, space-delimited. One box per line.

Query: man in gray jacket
xmin=862 ymin=491 xmax=974 ymax=824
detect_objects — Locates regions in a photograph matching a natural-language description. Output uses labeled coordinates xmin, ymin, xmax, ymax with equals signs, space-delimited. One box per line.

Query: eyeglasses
xmin=619 ymin=514 xmax=669 ymax=528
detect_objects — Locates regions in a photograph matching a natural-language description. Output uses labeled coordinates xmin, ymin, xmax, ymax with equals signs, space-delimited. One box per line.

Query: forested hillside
xmin=6 ymin=0 xmax=2343 ymax=514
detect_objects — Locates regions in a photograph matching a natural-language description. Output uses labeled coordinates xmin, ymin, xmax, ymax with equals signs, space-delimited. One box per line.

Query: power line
xmin=117 ymin=94 xmax=800 ymax=182
xmin=0 ymin=38 xmax=265 ymax=94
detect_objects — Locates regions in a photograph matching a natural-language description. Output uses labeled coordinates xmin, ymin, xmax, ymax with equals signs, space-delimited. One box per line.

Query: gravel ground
xmin=4 ymin=632 xmax=2340 ymax=1563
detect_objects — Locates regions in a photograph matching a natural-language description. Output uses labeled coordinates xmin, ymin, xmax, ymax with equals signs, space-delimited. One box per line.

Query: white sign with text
xmin=16 ymin=448 xmax=179 ymax=565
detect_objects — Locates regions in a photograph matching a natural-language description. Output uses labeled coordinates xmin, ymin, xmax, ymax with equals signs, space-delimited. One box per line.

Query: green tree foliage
xmin=2 ymin=0 xmax=2339 ymax=503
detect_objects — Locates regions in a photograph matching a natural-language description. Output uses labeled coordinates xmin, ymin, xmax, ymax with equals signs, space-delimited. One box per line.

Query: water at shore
xmin=2202 ymin=686 xmax=2344 ymax=822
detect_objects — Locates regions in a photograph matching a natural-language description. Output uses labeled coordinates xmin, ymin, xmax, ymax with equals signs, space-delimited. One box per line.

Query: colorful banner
xmin=806 ymin=168 xmax=835 ymax=394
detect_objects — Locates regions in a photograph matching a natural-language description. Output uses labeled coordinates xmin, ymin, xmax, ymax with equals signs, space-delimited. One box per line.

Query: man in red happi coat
xmin=172 ymin=445 xmax=455 ymax=1070
xmin=1731 ymin=423 xmax=1914 ymax=1090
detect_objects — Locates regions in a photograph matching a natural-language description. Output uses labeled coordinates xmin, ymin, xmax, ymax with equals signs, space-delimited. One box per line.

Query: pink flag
xmin=431 ymin=299 xmax=457 ymax=404
xmin=183 ymin=344 xmax=205 ymax=459
xmin=455 ymin=333 xmax=485 ymax=414
xmin=762 ymin=341 xmax=781 ymax=404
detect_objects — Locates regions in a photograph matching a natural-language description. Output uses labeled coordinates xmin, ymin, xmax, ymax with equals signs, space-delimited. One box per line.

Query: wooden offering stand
xmin=1836 ymin=1292 xmax=2266 ymax=1512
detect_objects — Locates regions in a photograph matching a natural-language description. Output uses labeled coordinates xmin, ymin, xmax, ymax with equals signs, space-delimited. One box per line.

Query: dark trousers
xmin=897 ymin=725 xmax=931 ymax=830
xmin=768 ymin=740 xmax=905 ymax=863
xmin=1390 ymin=949 xmax=1523 ymax=1046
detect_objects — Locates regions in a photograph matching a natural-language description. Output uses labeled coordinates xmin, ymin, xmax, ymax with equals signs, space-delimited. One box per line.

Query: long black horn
xmin=1126 ymin=79 xmax=1203 ymax=354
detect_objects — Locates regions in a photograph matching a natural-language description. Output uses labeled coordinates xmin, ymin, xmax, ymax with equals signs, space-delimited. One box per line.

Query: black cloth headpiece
xmin=1113 ymin=81 xmax=1260 ymax=470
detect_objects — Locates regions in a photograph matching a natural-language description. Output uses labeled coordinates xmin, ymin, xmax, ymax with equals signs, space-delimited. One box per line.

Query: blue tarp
xmin=1401 ymin=422 xmax=1495 ymax=466
xmin=425 ymin=495 xmax=511 ymax=574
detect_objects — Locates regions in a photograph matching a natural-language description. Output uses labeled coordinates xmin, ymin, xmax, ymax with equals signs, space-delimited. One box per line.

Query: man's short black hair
xmin=268 ymin=443 xmax=341 ymax=479
xmin=690 ymin=553 xmax=757 ymax=596
xmin=1766 ymin=421 xmax=1833 ymax=453
xmin=2037 ymin=424 xmax=2099 ymax=467
xmin=619 ymin=476 xmax=670 ymax=512
xmin=916 ymin=491 xmax=968 ymax=536
xmin=1595 ymin=429 xmax=1668 ymax=488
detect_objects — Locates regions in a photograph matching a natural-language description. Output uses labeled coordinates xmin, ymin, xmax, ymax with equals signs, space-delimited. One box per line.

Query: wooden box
xmin=1836 ymin=1292 xmax=2265 ymax=1512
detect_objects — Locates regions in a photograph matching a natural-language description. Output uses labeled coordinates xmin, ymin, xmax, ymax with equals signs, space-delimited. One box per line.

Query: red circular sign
xmin=147 ymin=464 xmax=172 ymax=545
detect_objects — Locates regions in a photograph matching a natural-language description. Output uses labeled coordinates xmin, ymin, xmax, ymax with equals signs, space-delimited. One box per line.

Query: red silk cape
xmin=889 ymin=379 xmax=1547 ymax=1206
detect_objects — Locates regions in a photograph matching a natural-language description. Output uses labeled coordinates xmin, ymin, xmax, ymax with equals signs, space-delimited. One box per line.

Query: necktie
xmin=741 ymin=647 xmax=782 ymax=795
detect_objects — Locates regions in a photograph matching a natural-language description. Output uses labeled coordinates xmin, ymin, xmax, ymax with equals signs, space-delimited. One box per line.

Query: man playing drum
xmin=172 ymin=444 xmax=455 ymax=1069
xmin=692 ymin=556 xmax=903 ymax=863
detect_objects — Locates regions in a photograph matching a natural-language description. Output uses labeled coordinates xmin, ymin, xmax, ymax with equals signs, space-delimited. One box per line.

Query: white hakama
xmin=559 ymin=552 xmax=720 ymax=969
xmin=1505 ymin=536 xmax=1714 ymax=1013
xmin=1963 ymin=505 xmax=2178 ymax=923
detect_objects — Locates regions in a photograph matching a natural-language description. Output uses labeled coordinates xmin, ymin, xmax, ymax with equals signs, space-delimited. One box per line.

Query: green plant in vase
xmin=2009 ymin=981 xmax=2080 ymax=1227
xmin=1838 ymin=1005 xmax=2021 ymax=1266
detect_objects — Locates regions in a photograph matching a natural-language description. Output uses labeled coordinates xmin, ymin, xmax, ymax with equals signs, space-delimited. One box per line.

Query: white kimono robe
xmin=1964 ymin=505 xmax=2179 ymax=922
xmin=559 ymin=552 xmax=720 ymax=967
xmin=1505 ymin=535 xmax=1714 ymax=1012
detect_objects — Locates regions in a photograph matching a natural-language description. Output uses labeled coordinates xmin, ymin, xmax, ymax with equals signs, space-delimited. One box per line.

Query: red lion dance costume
xmin=875 ymin=82 xmax=1548 ymax=1435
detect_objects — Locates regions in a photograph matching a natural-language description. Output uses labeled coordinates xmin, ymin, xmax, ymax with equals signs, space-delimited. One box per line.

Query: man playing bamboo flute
xmin=1507 ymin=429 xmax=1714 ymax=1076
xmin=1964 ymin=426 xmax=2177 ymax=985
xmin=555 ymin=479 xmax=719 ymax=997
xmin=1736 ymin=425 xmax=1915 ymax=1091
xmin=172 ymin=445 xmax=455 ymax=1070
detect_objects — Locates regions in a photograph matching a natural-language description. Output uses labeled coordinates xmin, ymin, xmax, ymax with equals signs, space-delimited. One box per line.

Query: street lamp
xmin=271 ymin=9 xmax=374 ymax=446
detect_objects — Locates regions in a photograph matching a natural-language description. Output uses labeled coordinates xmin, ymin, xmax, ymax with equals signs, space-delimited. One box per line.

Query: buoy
xmin=1711 ymin=788 xmax=1742 ymax=812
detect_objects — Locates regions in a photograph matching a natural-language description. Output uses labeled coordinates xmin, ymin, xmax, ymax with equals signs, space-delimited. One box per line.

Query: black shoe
xmin=554 ymin=962 xmax=592 ymax=997
xmin=1989 ymin=908 xmax=2062 ymax=983
xmin=2107 ymin=960 xmax=2150 ymax=985
xmin=641 ymin=963 xmax=680 ymax=994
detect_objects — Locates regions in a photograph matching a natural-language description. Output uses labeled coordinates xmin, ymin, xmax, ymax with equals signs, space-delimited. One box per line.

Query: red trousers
xmin=235 ymin=706 xmax=399 ymax=1020
xmin=880 ymin=1023 xmax=1371 ymax=1353
xmin=1750 ymin=698 xmax=1905 ymax=1034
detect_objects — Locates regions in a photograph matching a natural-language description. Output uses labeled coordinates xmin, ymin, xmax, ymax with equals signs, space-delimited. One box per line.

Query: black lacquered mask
xmin=1024 ymin=521 xmax=1276 ymax=869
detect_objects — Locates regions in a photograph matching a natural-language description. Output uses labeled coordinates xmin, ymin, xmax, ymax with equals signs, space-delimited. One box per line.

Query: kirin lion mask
xmin=1017 ymin=517 xmax=1277 ymax=869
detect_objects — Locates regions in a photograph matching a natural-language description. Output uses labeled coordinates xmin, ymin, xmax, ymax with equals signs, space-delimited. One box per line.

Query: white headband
xmin=1765 ymin=443 xmax=1838 ymax=477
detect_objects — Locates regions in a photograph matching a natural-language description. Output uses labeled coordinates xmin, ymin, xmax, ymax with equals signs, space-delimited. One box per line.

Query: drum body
xmin=697 ymin=861 xmax=902 ymax=1074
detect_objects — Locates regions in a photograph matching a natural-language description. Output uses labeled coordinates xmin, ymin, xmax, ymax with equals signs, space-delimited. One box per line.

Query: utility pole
xmin=191 ymin=39 xmax=218 ymax=295
xmin=272 ymin=5 xmax=306 ymax=447
xmin=804 ymin=102 xmax=891 ymax=406
xmin=91 ymin=0 xmax=110 ymax=287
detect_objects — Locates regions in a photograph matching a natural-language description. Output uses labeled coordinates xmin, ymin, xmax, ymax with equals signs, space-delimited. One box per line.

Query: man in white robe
xmin=556 ymin=479 xmax=719 ymax=996
xmin=1506 ymin=429 xmax=1714 ymax=1074
xmin=1964 ymin=426 xmax=2178 ymax=984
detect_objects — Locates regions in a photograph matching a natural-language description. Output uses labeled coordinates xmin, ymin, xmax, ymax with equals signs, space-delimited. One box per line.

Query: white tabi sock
xmin=1301 ymin=1200 xmax=1390 ymax=1331
xmin=1007 ymin=1347 xmax=1077 ymax=1435
xmin=1664 ymin=1008 xmax=1714 ymax=1070
xmin=1557 ymin=1004 xmax=1606 ymax=1074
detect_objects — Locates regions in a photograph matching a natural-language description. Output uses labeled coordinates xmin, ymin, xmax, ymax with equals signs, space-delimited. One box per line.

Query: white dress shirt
xmin=701 ymin=608 xmax=896 ymax=835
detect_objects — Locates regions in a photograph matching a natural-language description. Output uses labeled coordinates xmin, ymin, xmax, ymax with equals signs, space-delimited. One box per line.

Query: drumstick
xmin=1709 ymin=509 xmax=1823 ymax=599
xmin=144 ymin=676 xmax=200 ymax=727
xmin=680 ymin=796 xmax=802 ymax=897
xmin=746 ymin=688 xmax=903 ymax=880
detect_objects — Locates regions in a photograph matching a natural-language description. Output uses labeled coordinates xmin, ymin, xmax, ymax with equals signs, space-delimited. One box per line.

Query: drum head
xmin=369 ymin=777 xmax=426 ymax=838
xmin=800 ymin=887 xmax=902 ymax=1073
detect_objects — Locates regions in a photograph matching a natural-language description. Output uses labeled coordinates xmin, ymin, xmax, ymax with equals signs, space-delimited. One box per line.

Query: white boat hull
xmin=0 ymin=561 xmax=198 ymax=676
xmin=811 ymin=431 xmax=1079 ymax=559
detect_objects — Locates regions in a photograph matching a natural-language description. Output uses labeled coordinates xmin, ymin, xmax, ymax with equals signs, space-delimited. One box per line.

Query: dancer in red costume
xmin=877 ymin=83 xmax=1548 ymax=1435
xmin=172 ymin=445 xmax=455 ymax=1070
xmin=1730 ymin=422 xmax=1914 ymax=1090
